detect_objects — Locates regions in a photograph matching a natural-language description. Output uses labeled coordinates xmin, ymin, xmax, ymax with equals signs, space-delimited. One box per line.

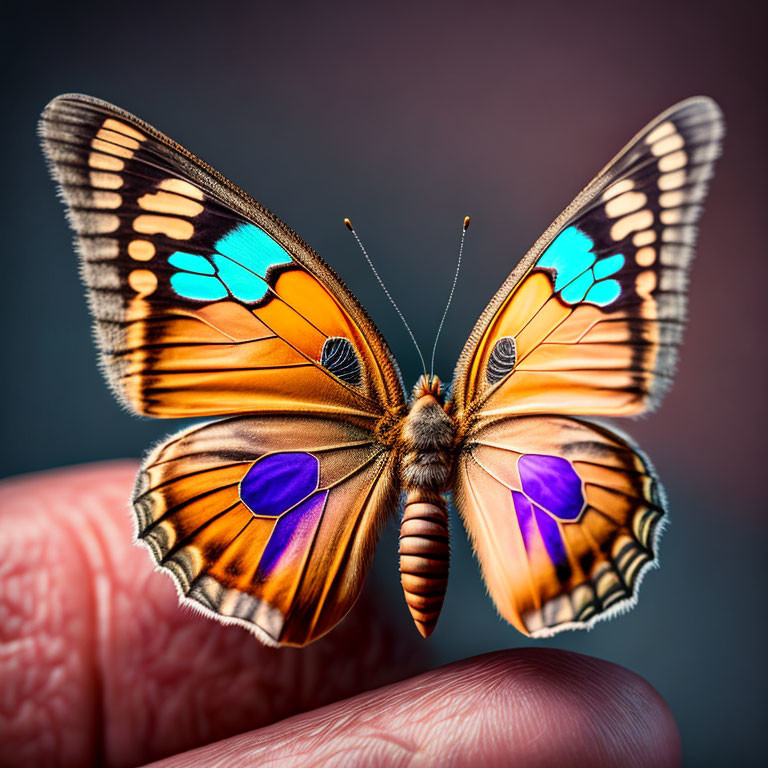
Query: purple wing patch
xmin=240 ymin=452 xmax=319 ymax=517
xmin=240 ymin=451 xmax=328 ymax=579
xmin=512 ymin=454 xmax=584 ymax=574
xmin=512 ymin=491 xmax=569 ymax=569
xmin=255 ymin=490 xmax=328 ymax=579
xmin=533 ymin=503 xmax=569 ymax=568
xmin=518 ymin=454 xmax=583 ymax=520
xmin=512 ymin=491 xmax=537 ymax=552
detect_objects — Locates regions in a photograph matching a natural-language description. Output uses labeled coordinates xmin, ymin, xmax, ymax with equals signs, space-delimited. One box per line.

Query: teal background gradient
xmin=2 ymin=1 xmax=765 ymax=764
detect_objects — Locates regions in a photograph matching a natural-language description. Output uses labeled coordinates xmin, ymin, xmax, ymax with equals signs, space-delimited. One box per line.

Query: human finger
xmin=0 ymin=462 xmax=423 ymax=768
xmin=146 ymin=648 xmax=681 ymax=768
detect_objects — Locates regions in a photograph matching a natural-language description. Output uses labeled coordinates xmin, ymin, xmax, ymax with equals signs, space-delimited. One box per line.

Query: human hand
xmin=0 ymin=463 xmax=681 ymax=767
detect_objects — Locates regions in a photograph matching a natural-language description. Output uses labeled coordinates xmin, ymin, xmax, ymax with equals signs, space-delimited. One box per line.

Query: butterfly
xmin=40 ymin=94 xmax=723 ymax=646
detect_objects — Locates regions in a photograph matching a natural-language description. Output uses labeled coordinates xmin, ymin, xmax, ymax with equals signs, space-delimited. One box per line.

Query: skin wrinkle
xmin=272 ymin=732 xmax=421 ymax=768
xmin=487 ymin=654 xmax=614 ymax=761
xmin=526 ymin=653 xmax=669 ymax=766
xmin=0 ymin=495 xmax=98 ymax=768
xmin=57 ymin=485 xmax=125 ymax=765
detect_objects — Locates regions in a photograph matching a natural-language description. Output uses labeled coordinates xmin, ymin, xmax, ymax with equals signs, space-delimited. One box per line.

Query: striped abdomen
xmin=399 ymin=490 xmax=450 ymax=638
xmin=398 ymin=378 xmax=456 ymax=638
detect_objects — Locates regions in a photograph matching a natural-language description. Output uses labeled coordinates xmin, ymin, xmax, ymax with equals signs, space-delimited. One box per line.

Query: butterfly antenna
xmin=429 ymin=216 xmax=469 ymax=378
xmin=344 ymin=218 xmax=428 ymax=377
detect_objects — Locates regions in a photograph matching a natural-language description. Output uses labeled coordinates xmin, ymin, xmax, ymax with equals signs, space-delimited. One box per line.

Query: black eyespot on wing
xmin=486 ymin=336 xmax=517 ymax=384
xmin=321 ymin=337 xmax=362 ymax=387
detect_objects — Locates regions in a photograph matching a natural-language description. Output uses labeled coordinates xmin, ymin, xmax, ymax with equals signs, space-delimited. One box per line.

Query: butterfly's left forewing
xmin=452 ymin=98 xmax=723 ymax=637
xmin=41 ymin=94 xmax=406 ymax=646
xmin=40 ymin=94 xmax=404 ymax=422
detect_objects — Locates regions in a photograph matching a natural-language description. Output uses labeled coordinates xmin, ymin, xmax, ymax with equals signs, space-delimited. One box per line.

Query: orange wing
xmin=134 ymin=414 xmax=398 ymax=646
xmin=451 ymin=98 xmax=723 ymax=638
xmin=40 ymin=94 xmax=404 ymax=424
xmin=454 ymin=416 xmax=664 ymax=637
xmin=41 ymin=94 xmax=407 ymax=647
xmin=452 ymin=97 xmax=724 ymax=425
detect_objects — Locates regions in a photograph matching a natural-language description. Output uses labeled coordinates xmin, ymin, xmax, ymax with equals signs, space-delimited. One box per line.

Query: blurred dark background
xmin=2 ymin=1 xmax=765 ymax=764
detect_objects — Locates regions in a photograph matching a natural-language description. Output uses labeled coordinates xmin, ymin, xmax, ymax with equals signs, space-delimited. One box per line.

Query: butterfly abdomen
xmin=398 ymin=377 xmax=455 ymax=638
xmin=399 ymin=492 xmax=449 ymax=638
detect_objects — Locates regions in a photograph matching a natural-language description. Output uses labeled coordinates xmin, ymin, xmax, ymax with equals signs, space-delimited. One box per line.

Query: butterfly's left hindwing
xmin=135 ymin=414 xmax=398 ymax=647
xmin=40 ymin=94 xmax=405 ymax=422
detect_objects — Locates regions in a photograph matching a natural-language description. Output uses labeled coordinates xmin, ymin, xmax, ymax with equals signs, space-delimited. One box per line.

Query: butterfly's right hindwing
xmin=454 ymin=415 xmax=665 ymax=637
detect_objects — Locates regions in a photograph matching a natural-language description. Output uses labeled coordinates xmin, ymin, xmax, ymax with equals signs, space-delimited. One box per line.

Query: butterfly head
xmin=413 ymin=373 xmax=444 ymax=403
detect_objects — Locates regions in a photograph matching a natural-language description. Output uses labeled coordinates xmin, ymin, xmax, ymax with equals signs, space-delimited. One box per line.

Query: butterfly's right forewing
xmin=453 ymin=97 xmax=724 ymax=423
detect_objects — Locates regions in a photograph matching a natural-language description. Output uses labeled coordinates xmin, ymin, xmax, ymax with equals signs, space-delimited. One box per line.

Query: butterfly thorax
xmin=400 ymin=375 xmax=456 ymax=493
xmin=398 ymin=374 xmax=455 ymax=637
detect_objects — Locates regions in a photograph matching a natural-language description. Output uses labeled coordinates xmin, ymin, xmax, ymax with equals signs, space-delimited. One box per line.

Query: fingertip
xmin=472 ymin=648 xmax=682 ymax=767
xmin=154 ymin=648 xmax=680 ymax=767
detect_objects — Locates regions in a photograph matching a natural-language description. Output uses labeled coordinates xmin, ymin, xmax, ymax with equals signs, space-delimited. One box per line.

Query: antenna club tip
xmin=344 ymin=218 xmax=354 ymax=232
xmin=463 ymin=216 xmax=471 ymax=231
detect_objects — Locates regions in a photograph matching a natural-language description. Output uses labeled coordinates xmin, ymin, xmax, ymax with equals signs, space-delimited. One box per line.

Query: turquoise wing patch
xmin=169 ymin=223 xmax=292 ymax=303
xmin=537 ymin=226 xmax=623 ymax=307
